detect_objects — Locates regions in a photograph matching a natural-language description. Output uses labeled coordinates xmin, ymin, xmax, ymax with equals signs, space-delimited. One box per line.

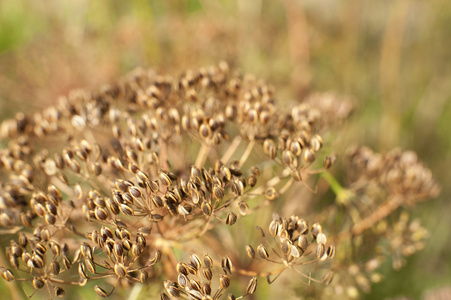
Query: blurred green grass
xmin=0 ymin=0 xmax=450 ymax=299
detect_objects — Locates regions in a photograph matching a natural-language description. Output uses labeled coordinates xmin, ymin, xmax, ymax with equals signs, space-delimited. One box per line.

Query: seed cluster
xmin=0 ymin=62 xmax=438 ymax=299
xmin=246 ymin=213 xmax=334 ymax=285
xmin=0 ymin=62 xmax=345 ymax=298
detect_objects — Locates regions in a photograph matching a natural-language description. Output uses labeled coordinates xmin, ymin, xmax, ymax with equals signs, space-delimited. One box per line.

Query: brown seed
xmin=114 ymin=263 xmax=127 ymax=278
xmin=201 ymin=202 xmax=212 ymax=216
xmin=177 ymin=273 xmax=188 ymax=287
xmin=221 ymin=256 xmax=233 ymax=274
xmin=265 ymin=187 xmax=279 ymax=201
xmin=95 ymin=206 xmax=108 ymax=221
xmin=225 ymin=212 xmax=237 ymax=226
xmin=78 ymin=262 xmax=88 ymax=279
xmin=291 ymin=169 xmax=302 ymax=181
xmin=245 ymin=245 xmax=255 ymax=259
xmin=202 ymin=267 xmax=213 ymax=281
xmin=1 ymin=268 xmax=14 ymax=282
xmin=257 ymin=244 xmax=269 ymax=259
xmin=297 ymin=235 xmax=308 ymax=252
xmin=316 ymin=243 xmax=326 ymax=259
xmin=50 ymin=261 xmax=61 ymax=275
xmin=303 ymin=149 xmax=315 ymax=163
xmin=327 ymin=244 xmax=336 ymax=258
xmin=311 ymin=223 xmax=322 ymax=239
xmin=246 ymin=277 xmax=258 ymax=295
xmin=120 ymin=203 xmax=134 ymax=216
xmin=220 ymin=274 xmax=231 ymax=289
xmin=94 ymin=285 xmax=108 ymax=298
xmin=54 ymin=286 xmax=65 ymax=297
xmin=33 ymin=277 xmax=45 ymax=289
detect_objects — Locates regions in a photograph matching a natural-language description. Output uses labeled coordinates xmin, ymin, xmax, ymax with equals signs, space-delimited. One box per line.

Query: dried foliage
xmin=0 ymin=63 xmax=439 ymax=299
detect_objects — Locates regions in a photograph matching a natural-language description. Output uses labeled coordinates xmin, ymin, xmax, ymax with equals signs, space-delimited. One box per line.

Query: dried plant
xmin=0 ymin=62 xmax=439 ymax=299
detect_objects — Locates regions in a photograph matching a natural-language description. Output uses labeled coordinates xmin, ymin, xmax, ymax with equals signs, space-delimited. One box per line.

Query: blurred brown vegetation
xmin=0 ymin=0 xmax=450 ymax=299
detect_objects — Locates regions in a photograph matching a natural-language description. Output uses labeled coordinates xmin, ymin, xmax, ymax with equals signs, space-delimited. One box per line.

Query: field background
xmin=0 ymin=0 xmax=450 ymax=299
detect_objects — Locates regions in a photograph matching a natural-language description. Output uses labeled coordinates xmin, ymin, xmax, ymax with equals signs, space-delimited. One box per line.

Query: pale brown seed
xmin=54 ymin=286 xmax=65 ymax=297
xmin=246 ymin=277 xmax=258 ymax=294
xmin=257 ymin=244 xmax=269 ymax=259
xmin=225 ymin=212 xmax=237 ymax=226
xmin=245 ymin=245 xmax=255 ymax=259
xmin=265 ymin=187 xmax=279 ymax=201
xmin=221 ymin=256 xmax=233 ymax=274
xmin=94 ymin=285 xmax=108 ymax=298
xmin=33 ymin=277 xmax=45 ymax=289
xmin=114 ymin=263 xmax=127 ymax=278
xmin=220 ymin=274 xmax=231 ymax=289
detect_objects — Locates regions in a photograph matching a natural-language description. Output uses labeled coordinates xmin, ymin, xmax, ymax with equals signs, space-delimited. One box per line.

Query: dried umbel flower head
xmin=7 ymin=61 xmax=441 ymax=300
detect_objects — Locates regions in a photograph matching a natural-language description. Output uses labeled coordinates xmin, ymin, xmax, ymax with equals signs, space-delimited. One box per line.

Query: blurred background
xmin=0 ymin=0 xmax=450 ymax=299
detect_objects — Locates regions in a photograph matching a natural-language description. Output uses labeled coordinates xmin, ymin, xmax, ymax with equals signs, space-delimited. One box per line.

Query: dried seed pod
xmin=281 ymin=239 xmax=292 ymax=255
xmin=33 ymin=277 xmax=45 ymax=289
xmin=164 ymin=281 xmax=180 ymax=297
xmin=201 ymin=202 xmax=212 ymax=216
xmin=265 ymin=187 xmax=279 ymax=201
xmin=114 ymin=263 xmax=127 ymax=278
xmin=327 ymin=244 xmax=336 ymax=258
xmin=78 ymin=262 xmax=88 ymax=279
xmin=225 ymin=212 xmax=237 ymax=226
xmin=95 ymin=206 xmax=108 ymax=221
xmin=238 ymin=201 xmax=249 ymax=216
xmin=94 ymin=285 xmax=108 ymax=298
xmin=188 ymin=289 xmax=203 ymax=300
xmin=245 ymin=245 xmax=255 ymax=259
xmin=190 ymin=254 xmax=202 ymax=270
xmin=282 ymin=150 xmax=295 ymax=166
xmin=317 ymin=233 xmax=327 ymax=244
xmin=85 ymin=258 xmax=96 ymax=274
xmin=257 ymin=244 xmax=269 ymax=259
xmin=159 ymin=170 xmax=172 ymax=186
xmin=203 ymin=267 xmax=213 ymax=281
xmin=297 ymin=235 xmax=308 ymax=252
xmin=323 ymin=154 xmax=337 ymax=169
xmin=119 ymin=203 xmax=134 ymax=216
xmin=311 ymin=223 xmax=322 ymax=239
xmin=54 ymin=286 xmax=65 ymax=297
xmin=50 ymin=261 xmax=61 ymax=275
xmin=303 ymin=149 xmax=315 ymax=163
xmin=246 ymin=277 xmax=258 ymax=295
xmin=316 ymin=243 xmax=326 ymax=259
xmin=178 ymin=273 xmax=188 ymax=287
xmin=219 ymin=274 xmax=231 ymax=289
xmin=221 ymin=256 xmax=233 ymax=274
xmin=177 ymin=262 xmax=188 ymax=275
xmin=1 ymin=268 xmax=14 ymax=281
xmin=213 ymin=185 xmax=224 ymax=199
